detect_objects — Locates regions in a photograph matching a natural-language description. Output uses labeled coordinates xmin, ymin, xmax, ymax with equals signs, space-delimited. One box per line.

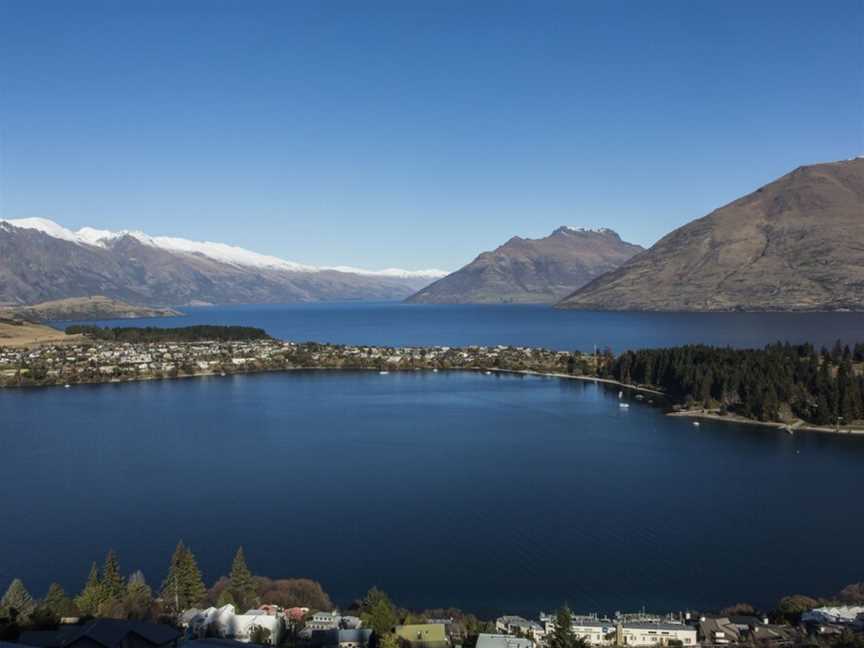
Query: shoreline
xmin=667 ymin=408 xmax=864 ymax=437
xmin=12 ymin=361 xmax=861 ymax=438
xmin=493 ymin=369 xmax=864 ymax=437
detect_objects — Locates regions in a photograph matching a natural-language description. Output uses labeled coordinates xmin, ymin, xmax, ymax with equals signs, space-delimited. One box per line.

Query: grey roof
xmin=623 ymin=623 xmax=694 ymax=631
xmin=477 ymin=634 xmax=533 ymax=648
xmin=338 ymin=629 xmax=373 ymax=642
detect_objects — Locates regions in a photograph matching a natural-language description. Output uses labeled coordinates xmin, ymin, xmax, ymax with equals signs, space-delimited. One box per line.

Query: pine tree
xmin=216 ymin=588 xmax=237 ymax=608
xmin=359 ymin=588 xmax=397 ymax=637
xmin=228 ymin=547 xmax=257 ymax=612
xmin=548 ymin=607 xmax=588 ymax=648
xmin=125 ymin=571 xmax=153 ymax=620
xmin=44 ymin=583 xmax=75 ymax=617
xmin=102 ymin=550 xmax=125 ymax=602
xmin=1 ymin=578 xmax=36 ymax=621
xmin=76 ymin=562 xmax=107 ymax=616
xmin=160 ymin=541 xmax=207 ymax=614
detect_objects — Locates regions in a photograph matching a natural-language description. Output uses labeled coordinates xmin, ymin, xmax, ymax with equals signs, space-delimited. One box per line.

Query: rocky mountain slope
xmin=406 ymin=226 xmax=643 ymax=304
xmin=0 ymin=219 xmax=445 ymax=306
xmin=558 ymin=158 xmax=864 ymax=311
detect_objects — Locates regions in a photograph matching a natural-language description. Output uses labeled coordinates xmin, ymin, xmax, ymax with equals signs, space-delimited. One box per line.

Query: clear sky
xmin=0 ymin=0 xmax=861 ymax=271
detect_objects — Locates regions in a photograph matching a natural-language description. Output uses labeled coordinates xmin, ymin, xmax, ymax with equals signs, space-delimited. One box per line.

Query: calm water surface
xmin=58 ymin=302 xmax=864 ymax=351
xmin=2 ymin=370 xmax=863 ymax=616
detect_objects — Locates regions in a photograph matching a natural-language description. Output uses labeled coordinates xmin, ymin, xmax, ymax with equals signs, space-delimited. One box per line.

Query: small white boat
xmin=379 ymin=370 xmax=389 ymax=375
xmin=693 ymin=421 xmax=701 ymax=427
xmin=619 ymin=403 xmax=630 ymax=409
xmin=618 ymin=390 xmax=623 ymax=399
xmin=432 ymin=368 xmax=439 ymax=373
xmin=484 ymin=371 xmax=492 ymax=375
xmin=64 ymin=384 xmax=70 ymax=389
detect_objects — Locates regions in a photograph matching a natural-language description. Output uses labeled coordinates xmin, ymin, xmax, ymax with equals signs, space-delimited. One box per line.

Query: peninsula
xmin=0 ymin=296 xmax=181 ymax=322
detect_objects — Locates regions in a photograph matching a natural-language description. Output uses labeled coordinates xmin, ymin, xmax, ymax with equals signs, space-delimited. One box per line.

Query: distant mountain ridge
xmin=558 ymin=158 xmax=864 ymax=311
xmin=407 ymin=226 xmax=644 ymax=304
xmin=0 ymin=218 xmax=446 ymax=306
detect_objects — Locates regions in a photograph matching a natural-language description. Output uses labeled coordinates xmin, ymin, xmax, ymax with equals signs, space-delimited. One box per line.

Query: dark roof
xmin=19 ymin=628 xmax=82 ymax=648
xmin=64 ymin=620 xmax=181 ymax=648
xmin=729 ymin=616 xmax=764 ymax=627
xmin=185 ymin=641 xmax=249 ymax=648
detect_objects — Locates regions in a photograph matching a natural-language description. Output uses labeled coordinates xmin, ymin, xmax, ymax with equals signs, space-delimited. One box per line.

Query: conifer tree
xmin=102 ymin=550 xmax=125 ymax=602
xmin=216 ymin=588 xmax=237 ymax=608
xmin=125 ymin=571 xmax=153 ymax=620
xmin=359 ymin=588 xmax=398 ymax=637
xmin=160 ymin=541 xmax=207 ymax=614
xmin=1 ymin=578 xmax=36 ymax=621
xmin=44 ymin=583 xmax=75 ymax=617
xmin=228 ymin=547 xmax=257 ymax=612
xmin=76 ymin=562 xmax=106 ymax=616
xmin=548 ymin=607 xmax=588 ymax=648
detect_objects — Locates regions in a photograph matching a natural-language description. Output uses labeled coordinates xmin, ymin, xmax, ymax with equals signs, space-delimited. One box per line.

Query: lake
xmin=57 ymin=302 xmax=864 ymax=351
xmin=2 ymin=368 xmax=863 ymax=617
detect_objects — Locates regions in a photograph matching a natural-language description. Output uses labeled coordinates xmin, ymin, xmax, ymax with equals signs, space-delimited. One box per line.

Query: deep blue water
xmin=2 ymin=370 xmax=863 ymax=617
xmin=57 ymin=302 xmax=864 ymax=351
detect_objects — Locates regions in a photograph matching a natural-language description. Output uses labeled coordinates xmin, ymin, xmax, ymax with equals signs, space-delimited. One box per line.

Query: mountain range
xmin=406 ymin=226 xmax=644 ymax=304
xmin=0 ymin=218 xmax=446 ymax=306
xmin=559 ymin=157 xmax=864 ymax=311
xmin=4 ymin=158 xmax=862 ymax=313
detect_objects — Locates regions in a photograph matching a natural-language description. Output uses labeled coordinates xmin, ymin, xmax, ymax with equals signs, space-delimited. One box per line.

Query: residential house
xmin=315 ymin=629 xmax=373 ymax=648
xmin=186 ymin=605 xmax=284 ymax=645
xmin=476 ymin=634 xmax=533 ymax=648
xmin=394 ymin=624 xmax=450 ymax=648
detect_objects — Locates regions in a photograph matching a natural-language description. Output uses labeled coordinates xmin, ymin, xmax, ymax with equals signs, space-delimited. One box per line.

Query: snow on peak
xmin=324 ymin=266 xmax=448 ymax=279
xmin=562 ymin=225 xmax=614 ymax=235
xmin=1 ymin=217 xmax=83 ymax=243
xmin=1 ymin=217 xmax=445 ymax=278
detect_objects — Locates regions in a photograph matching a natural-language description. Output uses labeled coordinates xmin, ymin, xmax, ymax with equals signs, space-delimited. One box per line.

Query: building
xmin=539 ymin=615 xmax=696 ymax=648
xmin=394 ymin=624 xmax=450 ymax=648
xmin=618 ymin=622 xmax=697 ymax=647
xmin=20 ymin=620 xmax=181 ymax=648
xmin=495 ymin=617 xmax=545 ymax=640
xmin=317 ymin=629 xmax=373 ymax=648
xmin=476 ymin=634 xmax=533 ymax=648
xmin=802 ymin=606 xmax=864 ymax=628
xmin=186 ymin=605 xmax=284 ymax=645
xmin=307 ymin=611 xmax=342 ymax=631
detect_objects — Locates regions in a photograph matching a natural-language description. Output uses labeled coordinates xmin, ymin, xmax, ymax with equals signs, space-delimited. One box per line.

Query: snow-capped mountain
xmin=2 ymin=218 xmax=445 ymax=277
xmin=0 ymin=218 xmax=446 ymax=306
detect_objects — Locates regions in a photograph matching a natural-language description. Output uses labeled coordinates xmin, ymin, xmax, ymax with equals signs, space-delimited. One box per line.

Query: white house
xmin=186 ymin=605 xmax=284 ymax=645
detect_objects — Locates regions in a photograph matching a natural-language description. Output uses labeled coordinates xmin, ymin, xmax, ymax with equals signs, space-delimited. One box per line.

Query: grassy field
xmin=0 ymin=320 xmax=76 ymax=347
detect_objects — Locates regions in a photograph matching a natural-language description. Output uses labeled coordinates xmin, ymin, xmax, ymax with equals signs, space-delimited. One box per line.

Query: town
xmin=1 ymin=548 xmax=862 ymax=648
xmin=0 ymin=330 xmax=596 ymax=389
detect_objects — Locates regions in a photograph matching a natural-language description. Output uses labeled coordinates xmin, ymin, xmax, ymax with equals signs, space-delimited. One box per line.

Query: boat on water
xmin=618 ymin=390 xmax=623 ymax=399
xmin=619 ymin=403 xmax=630 ymax=409
xmin=693 ymin=421 xmax=701 ymax=427
xmin=379 ymin=370 xmax=389 ymax=375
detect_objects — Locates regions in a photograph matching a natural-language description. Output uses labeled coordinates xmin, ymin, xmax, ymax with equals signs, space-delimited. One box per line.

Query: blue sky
xmin=0 ymin=1 xmax=861 ymax=270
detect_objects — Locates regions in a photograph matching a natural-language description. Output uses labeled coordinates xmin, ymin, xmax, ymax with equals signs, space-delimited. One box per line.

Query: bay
xmin=1 ymin=368 xmax=862 ymax=617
